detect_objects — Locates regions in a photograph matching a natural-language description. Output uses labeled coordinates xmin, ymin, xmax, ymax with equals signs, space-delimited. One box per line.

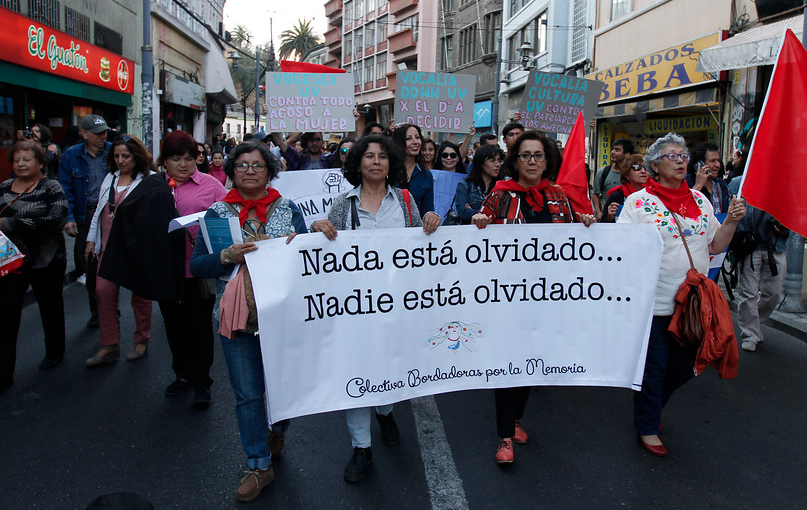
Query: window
xmin=532 ymin=11 xmax=547 ymax=55
xmin=611 ymin=0 xmax=630 ymax=20
xmin=509 ymin=0 xmax=528 ymax=18
xmin=365 ymin=58 xmax=374 ymax=83
xmin=354 ymin=28 xmax=363 ymax=52
xmin=572 ymin=0 xmax=588 ymax=62
xmin=395 ymin=15 xmax=418 ymax=42
xmin=459 ymin=24 xmax=478 ymax=65
xmin=225 ymin=123 xmax=230 ymax=134
xmin=353 ymin=65 xmax=361 ymax=85
xmin=0 ymin=0 xmax=20 ymax=12
xmin=375 ymin=53 xmax=387 ymax=80
xmin=483 ymin=11 xmax=502 ymax=54
xmin=344 ymin=33 xmax=353 ymax=58
xmin=344 ymin=0 xmax=353 ymax=24
xmin=355 ymin=0 xmax=363 ymax=19
xmin=377 ymin=15 xmax=387 ymax=44
xmin=29 ymin=0 xmax=60 ymax=29
xmin=365 ymin=22 xmax=375 ymax=49
xmin=442 ymin=35 xmax=453 ymax=70
xmin=95 ymin=22 xmax=123 ymax=55
xmin=366 ymin=0 xmax=375 ymax=14
xmin=442 ymin=0 xmax=454 ymax=12
xmin=65 ymin=6 xmax=90 ymax=42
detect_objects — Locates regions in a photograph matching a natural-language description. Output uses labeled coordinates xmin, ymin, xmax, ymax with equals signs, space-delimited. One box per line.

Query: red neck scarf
xmin=607 ymin=182 xmax=643 ymax=199
xmin=221 ymin=188 xmax=281 ymax=226
xmin=493 ymin=179 xmax=552 ymax=212
xmin=644 ymin=179 xmax=700 ymax=219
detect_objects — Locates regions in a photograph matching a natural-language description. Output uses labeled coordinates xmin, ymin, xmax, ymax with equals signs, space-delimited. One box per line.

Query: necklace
xmin=108 ymin=174 xmax=134 ymax=220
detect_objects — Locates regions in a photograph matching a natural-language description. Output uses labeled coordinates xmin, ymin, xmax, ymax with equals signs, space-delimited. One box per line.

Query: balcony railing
xmin=389 ymin=0 xmax=417 ymax=16
xmin=388 ymin=28 xmax=415 ymax=54
xmin=324 ymin=0 xmax=342 ymax=18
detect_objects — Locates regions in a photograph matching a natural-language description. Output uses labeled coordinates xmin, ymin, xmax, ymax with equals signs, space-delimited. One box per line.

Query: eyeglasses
xmin=234 ymin=162 xmax=268 ymax=173
xmin=517 ymin=152 xmax=546 ymax=162
xmin=630 ymin=164 xmax=646 ymax=171
xmin=339 ymin=147 xmax=350 ymax=154
xmin=441 ymin=152 xmax=458 ymax=159
xmin=658 ymin=152 xmax=690 ymax=163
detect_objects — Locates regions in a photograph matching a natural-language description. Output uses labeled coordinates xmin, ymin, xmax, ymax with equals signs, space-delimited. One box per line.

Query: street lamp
xmin=228 ymin=51 xmax=242 ymax=71
xmin=491 ymin=38 xmax=538 ymax=135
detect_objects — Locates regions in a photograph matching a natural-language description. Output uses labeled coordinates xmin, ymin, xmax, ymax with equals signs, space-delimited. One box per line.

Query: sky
xmin=222 ymin=0 xmax=330 ymax=56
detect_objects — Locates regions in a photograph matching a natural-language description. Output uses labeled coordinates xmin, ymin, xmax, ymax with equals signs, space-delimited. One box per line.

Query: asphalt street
xmin=1 ymin=281 xmax=806 ymax=510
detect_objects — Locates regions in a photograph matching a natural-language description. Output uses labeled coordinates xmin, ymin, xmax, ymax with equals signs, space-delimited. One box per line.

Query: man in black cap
xmin=58 ymin=114 xmax=111 ymax=328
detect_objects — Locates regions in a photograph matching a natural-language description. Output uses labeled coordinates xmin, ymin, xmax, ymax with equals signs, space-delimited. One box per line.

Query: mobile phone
xmin=697 ymin=160 xmax=705 ymax=170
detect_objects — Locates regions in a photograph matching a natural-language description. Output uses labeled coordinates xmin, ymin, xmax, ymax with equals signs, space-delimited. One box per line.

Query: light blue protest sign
xmin=394 ymin=71 xmax=475 ymax=133
xmin=431 ymin=169 xmax=467 ymax=220
xmin=265 ymin=72 xmax=355 ymax=132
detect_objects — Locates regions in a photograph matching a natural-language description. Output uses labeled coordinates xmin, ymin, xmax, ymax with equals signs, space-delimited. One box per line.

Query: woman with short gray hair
xmin=618 ymin=132 xmax=746 ymax=457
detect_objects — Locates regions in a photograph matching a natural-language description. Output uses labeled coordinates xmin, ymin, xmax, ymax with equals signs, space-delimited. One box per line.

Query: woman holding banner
xmin=617 ymin=132 xmax=746 ymax=457
xmin=390 ymin=124 xmax=441 ymax=231
xmin=310 ymin=134 xmax=438 ymax=483
xmin=472 ymin=130 xmax=595 ymax=464
xmin=600 ymin=154 xmax=648 ymax=223
xmin=190 ymin=141 xmax=307 ymax=501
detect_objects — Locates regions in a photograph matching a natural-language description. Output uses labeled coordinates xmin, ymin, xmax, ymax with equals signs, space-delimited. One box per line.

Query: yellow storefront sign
xmin=587 ymin=33 xmax=721 ymax=104
xmin=644 ymin=115 xmax=716 ymax=134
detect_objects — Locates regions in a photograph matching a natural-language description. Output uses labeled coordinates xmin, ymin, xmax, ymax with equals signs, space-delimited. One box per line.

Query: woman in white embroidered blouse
xmin=617 ymin=132 xmax=746 ymax=457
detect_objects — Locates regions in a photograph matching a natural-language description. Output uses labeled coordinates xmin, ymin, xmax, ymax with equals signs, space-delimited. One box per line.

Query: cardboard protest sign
xmin=265 ymin=72 xmax=355 ymax=132
xmin=247 ymin=224 xmax=662 ymax=422
xmin=518 ymin=72 xmax=604 ymax=135
xmin=272 ymin=168 xmax=352 ymax=228
xmin=394 ymin=71 xmax=475 ymax=133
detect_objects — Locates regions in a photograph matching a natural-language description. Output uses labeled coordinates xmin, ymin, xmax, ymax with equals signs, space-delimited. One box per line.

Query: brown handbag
xmin=670 ymin=214 xmax=703 ymax=349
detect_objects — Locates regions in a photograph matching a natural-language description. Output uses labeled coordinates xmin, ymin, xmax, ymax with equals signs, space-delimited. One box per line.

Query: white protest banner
xmin=395 ymin=71 xmax=476 ymax=133
xmin=431 ymin=169 xmax=466 ymax=220
xmin=272 ymin=168 xmax=351 ymax=228
xmin=265 ymin=72 xmax=355 ymax=132
xmin=246 ymin=224 xmax=662 ymax=423
xmin=518 ymin=71 xmax=604 ymax=135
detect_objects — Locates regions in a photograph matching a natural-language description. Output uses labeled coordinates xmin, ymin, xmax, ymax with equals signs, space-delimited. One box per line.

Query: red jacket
xmin=668 ymin=269 xmax=739 ymax=378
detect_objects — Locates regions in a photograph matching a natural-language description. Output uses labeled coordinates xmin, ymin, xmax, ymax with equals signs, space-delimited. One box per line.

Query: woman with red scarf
xmin=600 ymin=153 xmax=649 ymax=222
xmin=190 ymin=141 xmax=306 ymax=502
xmin=472 ymin=131 xmax=595 ymax=465
xmin=618 ymin=132 xmax=745 ymax=457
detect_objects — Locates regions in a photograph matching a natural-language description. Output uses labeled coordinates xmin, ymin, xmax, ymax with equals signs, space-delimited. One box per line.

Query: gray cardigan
xmin=327 ymin=186 xmax=423 ymax=230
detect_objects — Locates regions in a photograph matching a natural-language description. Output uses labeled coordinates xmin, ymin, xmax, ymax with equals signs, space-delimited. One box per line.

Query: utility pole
xmin=141 ymin=0 xmax=154 ymax=153
xmin=254 ymin=45 xmax=261 ymax=133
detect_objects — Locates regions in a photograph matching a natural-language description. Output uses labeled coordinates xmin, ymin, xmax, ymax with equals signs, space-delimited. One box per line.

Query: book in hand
xmin=199 ymin=216 xmax=242 ymax=280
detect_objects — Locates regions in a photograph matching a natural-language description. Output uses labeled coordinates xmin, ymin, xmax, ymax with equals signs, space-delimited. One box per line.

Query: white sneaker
xmin=741 ymin=340 xmax=757 ymax=352
xmin=77 ymin=274 xmax=86 ymax=285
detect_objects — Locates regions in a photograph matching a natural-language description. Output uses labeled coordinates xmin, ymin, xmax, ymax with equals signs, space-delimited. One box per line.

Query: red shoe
xmin=496 ymin=438 xmax=514 ymax=464
xmin=513 ymin=420 xmax=528 ymax=444
xmin=638 ymin=435 xmax=667 ymax=457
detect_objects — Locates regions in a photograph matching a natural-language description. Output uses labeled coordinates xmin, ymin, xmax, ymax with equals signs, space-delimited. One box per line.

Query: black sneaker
xmin=165 ymin=378 xmax=189 ymax=397
xmin=375 ymin=412 xmax=400 ymax=446
xmin=192 ymin=385 xmax=212 ymax=408
xmin=344 ymin=447 xmax=372 ymax=483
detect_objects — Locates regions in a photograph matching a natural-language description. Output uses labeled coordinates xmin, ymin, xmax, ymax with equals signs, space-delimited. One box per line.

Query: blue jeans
xmin=633 ymin=315 xmax=696 ymax=435
xmin=346 ymin=405 xmax=393 ymax=448
xmin=220 ymin=330 xmax=289 ymax=470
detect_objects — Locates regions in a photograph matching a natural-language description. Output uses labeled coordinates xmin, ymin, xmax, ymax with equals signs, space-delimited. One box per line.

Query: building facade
xmin=325 ymin=0 xmax=439 ymax=134
xmin=0 ymin=0 xmax=140 ymax=179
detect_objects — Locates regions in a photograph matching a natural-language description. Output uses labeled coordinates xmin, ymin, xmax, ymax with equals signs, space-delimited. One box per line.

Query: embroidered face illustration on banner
xmin=428 ymin=321 xmax=484 ymax=353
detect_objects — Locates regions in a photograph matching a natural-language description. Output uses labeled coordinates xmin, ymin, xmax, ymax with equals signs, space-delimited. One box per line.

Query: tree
xmin=231 ymin=24 xmax=252 ymax=49
xmin=278 ymin=19 xmax=320 ymax=61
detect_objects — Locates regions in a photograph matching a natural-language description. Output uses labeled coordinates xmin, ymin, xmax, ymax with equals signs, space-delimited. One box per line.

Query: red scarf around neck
xmin=221 ymin=187 xmax=281 ymax=226
xmin=644 ymin=179 xmax=700 ymax=219
xmin=607 ymin=182 xmax=643 ymax=199
xmin=493 ymin=179 xmax=552 ymax=212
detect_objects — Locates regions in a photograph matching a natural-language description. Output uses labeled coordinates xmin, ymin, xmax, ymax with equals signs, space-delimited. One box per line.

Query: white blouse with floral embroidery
xmin=617 ymin=188 xmax=720 ymax=315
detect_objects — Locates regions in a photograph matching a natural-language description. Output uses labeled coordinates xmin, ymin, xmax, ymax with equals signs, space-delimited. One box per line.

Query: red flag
xmin=555 ymin=112 xmax=594 ymax=215
xmin=739 ymin=29 xmax=807 ymax=237
xmin=278 ymin=60 xmax=346 ymax=73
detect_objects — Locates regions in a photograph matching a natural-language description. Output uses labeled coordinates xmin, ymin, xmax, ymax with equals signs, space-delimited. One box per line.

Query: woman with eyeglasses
xmin=618 ymin=132 xmax=746 ymax=457
xmin=453 ymin=144 xmax=503 ymax=224
xmin=433 ymin=141 xmax=466 ymax=173
xmin=472 ymin=131 xmax=595 ymax=465
xmin=84 ymin=135 xmax=155 ymax=366
xmin=390 ymin=124 xmax=441 ymax=233
xmin=600 ymin=154 xmax=648 ymax=222
xmin=190 ymin=140 xmax=307 ymax=502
